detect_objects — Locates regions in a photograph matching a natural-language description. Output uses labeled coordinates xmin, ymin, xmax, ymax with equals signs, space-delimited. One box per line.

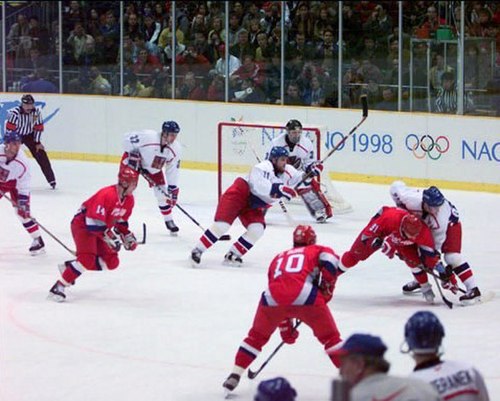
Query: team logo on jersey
xmin=405 ymin=134 xmax=450 ymax=160
xmin=111 ymin=207 xmax=127 ymax=217
xmin=0 ymin=100 xmax=60 ymax=140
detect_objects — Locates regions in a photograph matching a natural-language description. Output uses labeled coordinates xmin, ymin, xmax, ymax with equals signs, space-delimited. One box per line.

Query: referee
xmin=5 ymin=94 xmax=56 ymax=189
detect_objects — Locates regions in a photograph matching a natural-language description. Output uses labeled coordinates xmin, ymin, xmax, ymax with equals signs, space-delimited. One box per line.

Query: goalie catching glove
xmin=278 ymin=318 xmax=299 ymax=344
xmin=270 ymin=183 xmax=297 ymax=201
xmin=305 ymin=161 xmax=324 ymax=178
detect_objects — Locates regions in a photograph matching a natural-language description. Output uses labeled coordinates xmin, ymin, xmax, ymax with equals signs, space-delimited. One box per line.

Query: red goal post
xmin=217 ymin=121 xmax=322 ymax=199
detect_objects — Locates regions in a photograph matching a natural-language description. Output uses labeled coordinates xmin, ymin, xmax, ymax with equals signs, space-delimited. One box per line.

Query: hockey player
xmin=333 ymin=333 xmax=440 ymax=401
xmin=0 ymin=130 xmax=45 ymax=255
xmin=190 ymin=146 xmax=305 ymax=267
xmin=403 ymin=310 xmax=490 ymax=400
xmin=222 ymin=225 xmax=343 ymax=394
xmin=338 ymin=206 xmax=441 ymax=304
xmin=48 ymin=166 xmax=139 ymax=302
xmin=122 ymin=121 xmax=181 ymax=235
xmin=266 ymin=119 xmax=332 ymax=223
xmin=390 ymin=181 xmax=481 ymax=303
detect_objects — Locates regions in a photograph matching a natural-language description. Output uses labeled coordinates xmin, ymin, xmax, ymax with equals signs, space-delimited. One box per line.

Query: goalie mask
xmin=403 ymin=310 xmax=444 ymax=354
xmin=293 ymin=225 xmax=316 ymax=247
xmin=285 ymin=119 xmax=302 ymax=144
xmin=400 ymin=214 xmax=422 ymax=240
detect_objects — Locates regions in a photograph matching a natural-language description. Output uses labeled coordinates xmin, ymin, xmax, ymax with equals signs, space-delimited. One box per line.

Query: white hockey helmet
xmin=389 ymin=180 xmax=406 ymax=207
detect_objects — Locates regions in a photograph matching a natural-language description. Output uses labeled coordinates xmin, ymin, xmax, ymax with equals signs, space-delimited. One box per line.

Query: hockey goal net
xmin=217 ymin=121 xmax=352 ymax=213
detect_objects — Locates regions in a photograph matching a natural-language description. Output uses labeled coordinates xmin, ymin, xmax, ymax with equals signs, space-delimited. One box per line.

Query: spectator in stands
xmin=242 ymin=3 xmax=263 ymax=31
xmin=206 ymin=31 xmax=223 ymax=64
xmin=429 ymin=53 xmax=454 ymax=94
xmin=64 ymin=1 xmax=85 ymax=31
xmin=255 ymin=32 xmax=274 ymax=63
xmin=230 ymin=54 xmax=265 ymax=90
xmin=192 ymin=31 xmax=210 ymax=61
xmin=66 ymin=22 xmax=96 ymax=66
xmin=260 ymin=3 xmax=281 ymax=36
xmin=290 ymin=2 xmax=315 ymax=43
xmin=288 ymin=32 xmax=315 ymax=62
xmin=315 ymin=28 xmax=339 ymax=75
xmin=343 ymin=59 xmax=365 ymax=107
xmin=227 ymin=13 xmax=243 ymax=47
xmin=207 ymin=74 xmax=225 ymax=101
xmin=342 ymin=3 xmax=362 ymax=50
xmin=207 ymin=16 xmax=226 ymax=46
xmin=362 ymin=4 xmax=392 ymax=46
xmin=86 ymin=8 xmax=102 ymax=39
xmin=123 ymin=73 xmax=146 ymax=97
xmin=303 ymin=74 xmax=326 ymax=107
xmin=414 ymin=5 xmax=443 ymax=39
xmin=21 ymin=67 xmax=58 ymax=93
xmin=210 ymin=44 xmax=241 ymax=78
xmin=357 ymin=57 xmax=383 ymax=84
xmin=6 ymin=14 xmax=31 ymax=64
xmin=88 ymin=66 xmax=112 ymax=95
xmin=132 ymin=47 xmax=162 ymax=76
xmin=313 ymin=5 xmax=337 ymax=43
xmin=143 ymin=12 xmax=162 ymax=56
xmin=231 ymin=78 xmax=266 ymax=103
xmin=152 ymin=2 xmax=168 ymax=29
xmin=100 ymin=10 xmax=119 ymax=40
xmin=190 ymin=13 xmax=209 ymax=38
xmin=28 ymin=16 xmax=51 ymax=55
xmin=375 ymin=87 xmax=397 ymax=111
xmin=283 ymin=81 xmax=305 ymax=106
xmin=355 ymin=36 xmax=386 ymax=69
xmin=158 ymin=16 xmax=185 ymax=50
xmin=177 ymin=71 xmax=206 ymax=100
xmin=435 ymin=72 xmax=475 ymax=114
xmin=247 ymin=18 xmax=263 ymax=48
xmin=175 ymin=43 xmax=211 ymax=76
xmin=230 ymin=29 xmax=256 ymax=61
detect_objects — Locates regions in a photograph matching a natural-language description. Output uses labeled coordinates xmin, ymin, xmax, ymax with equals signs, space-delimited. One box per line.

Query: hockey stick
xmin=430 ymin=273 xmax=453 ymax=309
xmin=139 ymin=171 xmax=231 ymax=241
xmin=1 ymin=190 xmax=77 ymax=255
xmin=247 ymin=320 xmax=302 ymax=380
xmin=295 ymin=95 xmax=369 ymax=189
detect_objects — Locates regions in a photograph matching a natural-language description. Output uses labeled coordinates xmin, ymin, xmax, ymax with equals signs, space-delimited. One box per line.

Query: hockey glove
xmin=126 ymin=151 xmax=142 ymax=171
xmin=305 ymin=161 xmax=324 ymax=178
xmin=120 ymin=230 xmax=138 ymax=251
xmin=270 ymin=184 xmax=297 ymax=202
xmin=167 ymin=185 xmax=179 ymax=207
xmin=371 ymin=237 xmax=383 ymax=249
xmin=278 ymin=318 xmax=299 ymax=344
xmin=103 ymin=228 xmax=122 ymax=252
xmin=436 ymin=262 xmax=459 ymax=294
xmin=381 ymin=236 xmax=397 ymax=259
xmin=16 ymin=194 xmax=30 ymax=219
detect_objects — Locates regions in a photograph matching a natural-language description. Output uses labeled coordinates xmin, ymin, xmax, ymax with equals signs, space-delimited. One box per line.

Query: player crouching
xmin=48 ymin=167 xmax=139 ymax=302
xmin=0 ymin=131 xmax=45 ymax=255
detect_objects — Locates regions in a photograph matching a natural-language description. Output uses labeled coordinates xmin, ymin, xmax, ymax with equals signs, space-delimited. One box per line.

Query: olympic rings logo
xmin=405 ymin=134 xmax=450 ymax=160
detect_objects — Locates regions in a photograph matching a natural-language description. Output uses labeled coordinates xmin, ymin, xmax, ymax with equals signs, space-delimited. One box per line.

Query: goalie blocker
xmin=297 ymin=179 xmax=333 ymax=223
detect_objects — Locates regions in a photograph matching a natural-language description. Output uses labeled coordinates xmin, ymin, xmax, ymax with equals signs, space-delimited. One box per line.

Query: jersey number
xmin=273 ymin=253 xmax=305 ymax=279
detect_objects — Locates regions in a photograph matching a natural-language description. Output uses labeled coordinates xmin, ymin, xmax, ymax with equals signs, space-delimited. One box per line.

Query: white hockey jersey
xmin=123 ymin=129 xmax=181 ymax=187
xmin=266 ymin=132 xmax=315 ymax=170
xmin=391 ymin=185 xmax=459 ymax=249
xmin=0 ymin=145 xmax=31 ymax=197
xmin=350 ymin=373 xmax=442 ymax=401
xmin=246 ymin=160 xmax=303 ymax=207
xmin=351 ymin=373 xmax=441 ymax=401
xmin=411 ymin=360 xmax=489 ymax=401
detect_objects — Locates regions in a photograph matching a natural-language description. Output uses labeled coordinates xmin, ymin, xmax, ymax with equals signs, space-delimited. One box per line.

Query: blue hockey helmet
xmin=162 ymin=120 xmax=180 ymax=134
xmin=3 ymin=131 xmax=22 ymax=144
xmin=422 ymin=186 xmax=445 ymax=207
xmin=268 ymin=146 xmax=289 ymax=161
xmin=255 ymin=377 xmax=297 ymax=401
xmin=404 ymin=311 xmax=445 ymax=354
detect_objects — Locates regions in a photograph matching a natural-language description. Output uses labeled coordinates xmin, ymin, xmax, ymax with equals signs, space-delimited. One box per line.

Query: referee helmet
xmin=21 ymin=94 xmax=35 ymax=104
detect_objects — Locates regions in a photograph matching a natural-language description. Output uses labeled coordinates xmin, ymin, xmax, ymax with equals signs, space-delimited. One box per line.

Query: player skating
xmin=0 ymin=131 xmax=45 ymax=255
xmin=222 ymin=225 xmax=342 ymax=394
xmin=190 ymin=146 xmax=306 ymax=267
xmin=48 ymin=166 xmax=139 ymax=302
xmin=338 ymin=206 xmax=441 ymax=304
xmin=122 ymin=121 xmax=182 ymax=235
xmin=390 ymin=181 xmax=481 ymax=303
xmin=266 ymin=119 xmax=332 ymax=223
xmin=402 ymin=310 xmax=490 ymax=400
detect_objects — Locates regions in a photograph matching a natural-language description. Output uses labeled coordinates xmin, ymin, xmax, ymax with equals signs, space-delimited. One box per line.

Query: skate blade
xmin=30 ymin=248 xmax=46 ymax=256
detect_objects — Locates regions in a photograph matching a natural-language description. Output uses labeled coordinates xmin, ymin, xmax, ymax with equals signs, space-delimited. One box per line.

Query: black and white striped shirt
xmin=5 ymin=106 xmax=45 ymax=142
xmin=435 ymin=88 xmax=474 ymax=114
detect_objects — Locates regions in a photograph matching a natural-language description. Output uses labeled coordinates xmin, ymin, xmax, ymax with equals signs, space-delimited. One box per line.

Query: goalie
xmin=266 ymin=119 xmax=332 ymax=223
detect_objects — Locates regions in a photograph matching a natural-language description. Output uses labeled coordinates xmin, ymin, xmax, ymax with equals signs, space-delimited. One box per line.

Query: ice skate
xmin=315 ymin=209 xmax=328 ymax=223
xmin=402 ymin=280 xmax=421 ymax=295
xmin=421 ymin=283 xmax=435 ymax=304
xmin=29 ymin=236 xmax=45 ymax=256
xmin=49 ymin=180 xmax=56 ymax=189
xmin=190 ymin=247 xmax=202 ymax=267
xmin=223 ymin=251 xmax=243 ymax=267
xmin=222 ymin=373 xmax=240 ymax=394
xmin=165 ymin=220 xmax=179 ymax=236
xmin=459 ymin=287 xmax=481 ymax=305
xmin=48 ymin=280 xmax=66 ymax=302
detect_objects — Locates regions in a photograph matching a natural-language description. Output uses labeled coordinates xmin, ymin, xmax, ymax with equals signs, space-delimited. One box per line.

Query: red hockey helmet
xmin=118 ymin=166 xmax=139 ymax=186
xmin=293 ymin=225 xmax=316 ymax=246
xmin=400 ymin=214 xmax=422 ymax=240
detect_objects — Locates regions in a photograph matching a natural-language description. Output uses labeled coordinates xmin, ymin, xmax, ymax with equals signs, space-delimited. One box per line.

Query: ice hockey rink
xmin=0 ymin=159 xmax=499 ymax=401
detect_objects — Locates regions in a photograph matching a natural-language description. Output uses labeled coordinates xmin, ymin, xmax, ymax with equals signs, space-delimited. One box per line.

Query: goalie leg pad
xmin=298 ymin=183 xmax=333 ymax=222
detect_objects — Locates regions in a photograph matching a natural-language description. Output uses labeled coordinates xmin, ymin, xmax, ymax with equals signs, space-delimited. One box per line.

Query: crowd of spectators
xmin=4 ymin=1 xmax=500 ymax=114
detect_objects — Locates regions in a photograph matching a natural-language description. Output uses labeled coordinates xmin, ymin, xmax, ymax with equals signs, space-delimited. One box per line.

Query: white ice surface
xmin=1 ymin=160 xmax=499 ymax=401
